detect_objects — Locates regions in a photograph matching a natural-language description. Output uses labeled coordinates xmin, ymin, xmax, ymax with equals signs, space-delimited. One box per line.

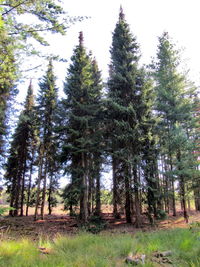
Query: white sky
xmin=16 ymin=0 xmax=200 ymax=187
xmin=57 ymin=0 xmax=200 ymax=83
xmin=18 ymin=0 xmax=200 ymax=99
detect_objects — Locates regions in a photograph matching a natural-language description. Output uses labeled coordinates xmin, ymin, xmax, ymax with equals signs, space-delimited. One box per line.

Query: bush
xmin=0 ymin=206 xmax=14 ymax=216
xmin=156 ymin=209 xmax=167 ymax=220
xmin=81 ymin=215 xmax=107 ymax=234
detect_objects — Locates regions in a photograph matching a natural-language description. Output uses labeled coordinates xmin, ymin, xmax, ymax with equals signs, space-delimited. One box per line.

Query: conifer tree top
xmin=119 ymin=6 xmax=125 ymax=21
xmin=79 ymin=31 xmax=84 ymax=47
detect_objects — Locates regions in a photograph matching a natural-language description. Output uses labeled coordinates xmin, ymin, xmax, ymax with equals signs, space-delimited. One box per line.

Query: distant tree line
xmin=2 ymin=6 xmax=200 ymax=225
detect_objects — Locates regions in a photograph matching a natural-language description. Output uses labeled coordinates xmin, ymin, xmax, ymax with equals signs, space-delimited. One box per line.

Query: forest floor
xmin=0 ymin=206 xmax=200 ymax=240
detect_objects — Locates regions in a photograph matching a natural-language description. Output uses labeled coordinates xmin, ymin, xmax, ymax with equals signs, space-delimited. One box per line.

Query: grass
xmin=0 ymin=228 xmax=200 ymax=266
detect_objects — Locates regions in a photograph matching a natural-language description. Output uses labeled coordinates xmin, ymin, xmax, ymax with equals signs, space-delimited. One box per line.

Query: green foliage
xmin=0 ymin=0 xmax=83 ymax=160
xmin=35 ymin=59 xmax=60 ymax=218
xmin=80 ymin=215 xmax=107 ymax=234
xmin=4 ymin=81 xmax=38 ymax=216
xmin=0 ymin=25 xmax=17 ymax=156
xmin=156 ymin=209 xmax=167 ymax=220
xmin=101 ymin=190 xmax=112 ymax=205
xmin=0 ymin=206 xmax=14 ymax=216
xmin=61 ymin=32 xmax=103 ymax=221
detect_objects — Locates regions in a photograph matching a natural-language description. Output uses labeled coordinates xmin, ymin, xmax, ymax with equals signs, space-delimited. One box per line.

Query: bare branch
xmin=21 ymin=64 xmax=42 ymax=72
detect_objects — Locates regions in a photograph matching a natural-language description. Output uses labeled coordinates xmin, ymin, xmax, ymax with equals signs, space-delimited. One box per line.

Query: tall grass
xmin=0 ymin=228 xmax=199 ymax=266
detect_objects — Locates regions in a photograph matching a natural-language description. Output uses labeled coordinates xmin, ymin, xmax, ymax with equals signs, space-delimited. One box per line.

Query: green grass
xmin=0 ymin=228 xmax=200 ymax=266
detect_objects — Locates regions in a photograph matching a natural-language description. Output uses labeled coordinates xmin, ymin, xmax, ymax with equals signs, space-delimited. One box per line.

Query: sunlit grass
xmin=0 ymin=228 xmax=200 ymax=266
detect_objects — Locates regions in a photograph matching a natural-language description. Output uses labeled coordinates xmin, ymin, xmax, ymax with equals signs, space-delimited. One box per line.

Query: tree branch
xmin=2 ymin=0 xmax=29 ymax=16
xmin=9 ymin=25 xmax=67 ymax=35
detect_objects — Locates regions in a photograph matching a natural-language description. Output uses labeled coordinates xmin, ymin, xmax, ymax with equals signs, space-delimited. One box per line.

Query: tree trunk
xmin=9 ymin=180 xmax=16 ymax=216
xmin=95 ymin=167 xmax=101 ymax=216
xmin=124 ymin=160 xmax=132 ymax=224
xmin=34 ymin=154 xmax=43 ymax=221
xmin=48 ymin=174 xmax=53 ymax=215
xmin=88 ymin=172 xmax=92 ymax=216
xmin=13 ymin=169 xmax=21 ymax=216
xmin=20 ymin=159 xmax=27 ymax=216
xmin=177 ymin=149 xmax=189 ymax=223
xmin=26 ymin=160 xmax=33 ymax=216
xmin=133 ymin=166 xmax=141 ymax=227
xmin=112 ymin=157 xmax=119 ymax=218
xmin=164 ymin=157 xmax=170 ymax=214
xmin=80 ymin=152 xmax=88 ymax=222
xmin=40 ymin=158 xmax=48 ymax=220
xmin=194 ymin=186 xmax=200 ymax=211
xmin=169 ymin=156 xmax=176 ymax=216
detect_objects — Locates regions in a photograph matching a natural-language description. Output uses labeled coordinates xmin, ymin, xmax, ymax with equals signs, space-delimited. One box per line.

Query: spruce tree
xmin=62 ymin=32 xmax=102 ymax=222
xmin=5 ymin=81 xmax=37 ymax=216
xmin=107 ymin=7 xmax=142 ymax=225
xmin=153 ymin=32 xmax=198 ymax=221
xmin=34 ymin=60 xmax=58 ymax=220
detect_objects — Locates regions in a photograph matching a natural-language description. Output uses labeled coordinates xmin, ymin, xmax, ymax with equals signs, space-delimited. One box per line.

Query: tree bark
xmin=95 ymin=166 xmax=101 ymax=216
xmin=177 ymin=149 xmax=189 ymax=223
xmin=80 ymin=152 xmax=88 ymax=222
xmin=34 ymin=152 xmax=43 ymax=221
xmin=48 ymin=174 xmax=53 ymax=215
xmin=26 ymin=160 xmax=33 ymax=216
xmin=112 ymin=157 xmax=120 ymax=218
xmin=40 ymin=158 xmax=48 ymax=220
xmin=133 ymin=166 xmax=141 ymax=227
xmin=20 ymin=159 xmax=27 ymax=216
xmin=169 ymin=155 xmax=176 ymax=216
xmin=124 ymin=161 xmax=132 ymax=223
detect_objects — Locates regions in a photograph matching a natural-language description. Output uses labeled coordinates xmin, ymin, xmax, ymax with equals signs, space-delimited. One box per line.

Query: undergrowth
xmin=0 ymin=228 xmax=199 ymax=266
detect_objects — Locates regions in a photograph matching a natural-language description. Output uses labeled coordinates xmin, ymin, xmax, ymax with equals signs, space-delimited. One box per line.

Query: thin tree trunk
xmin=194 ymin=184 xmax=200 ymax=211
xmin=48 ymin=174 xmax=53 ymax=215
xmin=20 ymin=159 xmax=27 ymax=216
xmin=124 ymin=157 xmax=132 ymax=223
xmin=34 ymin=154 xmax=43 ymax=221
xmin=80 ymin=152 xmax=88 ymax=222
xmin=26 ymin=160 xmax=33 ymax=216
xmin=133 ymin=166 xmax=141 ymax=227
xmin=177 ymin=149 xmax=189 ymax=223
xmin=164 ymin=157 xmax=170 ymax=214
xmin=95 ymin=167 xmax=101 ymax=216
xmin=169 ymin=156 xmax=176 ymax=216
xmin=9 ymin=179 xmax=16 ymax=216
xmin=88 ymin=171 xmax=92 ymax=216
xmin=112 ymin=157 xmax=119 ymax=218
xmin=40 ymin=158 xmax=48 ymax=220
xmin=13 ymin=169 xmax=22 ymax=216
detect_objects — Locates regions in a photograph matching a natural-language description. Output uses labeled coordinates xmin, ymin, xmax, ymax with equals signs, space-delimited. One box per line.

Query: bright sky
xmin=19 ymin=0 xmax=200 ymax=99
xmin=54 ymin=0 xmax=200 ymax=83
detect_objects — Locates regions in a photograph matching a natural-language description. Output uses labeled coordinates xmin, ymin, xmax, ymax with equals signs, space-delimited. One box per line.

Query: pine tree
xmin=153 ymin=32 xmax=198 ymax=221
xmin=107 ymin=7 xmax=142 ymax=225
xmin=5 ymin=81 xmax=37 ymax=216
xmin=62 ymin=32 xmax=102 ymax=222
xmin=34 ymin=60 xmax=58 ymax=220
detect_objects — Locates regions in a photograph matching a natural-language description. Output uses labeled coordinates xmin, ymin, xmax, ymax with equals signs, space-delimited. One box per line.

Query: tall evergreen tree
xmin=62 ymin=32 xmax=102 ymax=222
xmin=107 ymin=7 xmax=143 ymax=225
xmin=153 ymin=32 xmax=198 ymax=221
xmin=34 ymin=60 xmax=58 ymax=220
xmin=5 ymin=81 xmax=37 ymax=216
